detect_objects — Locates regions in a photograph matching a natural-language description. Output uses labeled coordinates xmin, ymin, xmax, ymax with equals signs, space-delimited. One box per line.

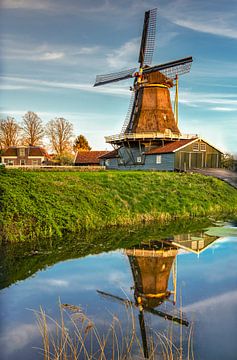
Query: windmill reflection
xmin=126 ymin=242 xmax=180 ymax=358
xmin=97 ymin=231 xmax=218 ymax=358
xmin=98 ymin=241 xmax=186 ymax=358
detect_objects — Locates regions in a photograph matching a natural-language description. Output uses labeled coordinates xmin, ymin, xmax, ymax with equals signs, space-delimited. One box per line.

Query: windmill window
xmin=137 ymin=156 xmax=142 ymax=163
xmin=200 ymin=143 xmax=206 ymax=151
xmin=192 ymin=143 xmax=199 ymax=151
xmin=156 ymin=155 xmax=162 ymax=164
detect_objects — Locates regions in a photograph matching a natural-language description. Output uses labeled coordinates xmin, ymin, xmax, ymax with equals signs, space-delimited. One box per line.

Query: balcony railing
xmin=105 ymin=132 xmax=198 ymax=143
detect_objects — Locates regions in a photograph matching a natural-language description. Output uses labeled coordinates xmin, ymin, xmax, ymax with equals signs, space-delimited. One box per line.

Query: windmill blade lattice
xmin=94 ymin=67 xmax=137 ymax=87
xmin=143 ymin=8 xmax=157 ymax=66
xmin=121 ymin=91 xmax=135 ymax=133
xmin=143 ymin=56 xmax=193 ymax=79
xmin=139 ymin=8 xmax=157 ymax=67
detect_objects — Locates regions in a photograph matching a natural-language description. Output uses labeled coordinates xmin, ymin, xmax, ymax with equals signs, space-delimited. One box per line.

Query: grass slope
xmin=0 ymin=169 xmax=237 ymax=243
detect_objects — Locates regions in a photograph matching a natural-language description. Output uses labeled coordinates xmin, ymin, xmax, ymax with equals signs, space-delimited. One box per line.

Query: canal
xmin=0 ymin=218 xmax=237 ymax=359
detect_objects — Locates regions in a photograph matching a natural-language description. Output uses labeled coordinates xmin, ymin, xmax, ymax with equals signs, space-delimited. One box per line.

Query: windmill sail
xmin=143 ymin=56 xmax=193 ymax=79
xmin=139 ymin=8 xmax=157 ymax=67
xmin=94 ymin=67 xmax=136 ymax=87
xmin=121 ymin=91 xmax=135 ymax=133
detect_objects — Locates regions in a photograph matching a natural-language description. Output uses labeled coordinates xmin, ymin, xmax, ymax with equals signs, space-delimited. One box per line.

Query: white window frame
xmin=32 ymin=159 xmax=39 ymax=166
xmin=193 ymin=143 xmax=199 ymax=152
xmin=20 ymin=159 xmax=26 ymax=165
xmin=200 ymin=143 xmax=206 ymax=152
xmin=156 ymin=155 xmax=162 ymax=164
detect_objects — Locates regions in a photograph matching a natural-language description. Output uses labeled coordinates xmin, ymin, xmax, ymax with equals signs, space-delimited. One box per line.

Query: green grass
xmin=0 ymin=168 xmax=237 ymax=243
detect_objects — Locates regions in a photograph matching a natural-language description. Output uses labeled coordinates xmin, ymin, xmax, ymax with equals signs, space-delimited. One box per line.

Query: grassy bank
xmin=0 ymin=169 xmax=237 ymax=243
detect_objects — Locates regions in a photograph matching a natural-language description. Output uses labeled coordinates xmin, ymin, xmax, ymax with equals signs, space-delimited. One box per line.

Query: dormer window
xmin=19 ymin=148 xmax=25 ymax=157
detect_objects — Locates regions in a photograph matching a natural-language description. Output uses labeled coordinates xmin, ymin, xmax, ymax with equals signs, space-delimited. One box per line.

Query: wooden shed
xmin=145 ymin=138 xmax=222 ymax=171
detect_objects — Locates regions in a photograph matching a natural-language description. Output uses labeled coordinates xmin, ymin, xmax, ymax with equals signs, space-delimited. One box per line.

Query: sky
xmin=0 ymin=0 xmax=237 ymax=153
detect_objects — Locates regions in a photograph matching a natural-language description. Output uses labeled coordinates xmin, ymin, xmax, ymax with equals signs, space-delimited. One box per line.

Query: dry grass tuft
xmin=34 ymin=302 xmax=194 ymax=360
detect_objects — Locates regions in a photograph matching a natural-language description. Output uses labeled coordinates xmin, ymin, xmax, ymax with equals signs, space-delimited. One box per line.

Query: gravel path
xmin=189 ymin=168 xmax=237 ymax=189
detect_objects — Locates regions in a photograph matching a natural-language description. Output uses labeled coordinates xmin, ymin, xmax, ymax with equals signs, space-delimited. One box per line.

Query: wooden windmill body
xmin=127 ymin=71 xmax=180 ymax=135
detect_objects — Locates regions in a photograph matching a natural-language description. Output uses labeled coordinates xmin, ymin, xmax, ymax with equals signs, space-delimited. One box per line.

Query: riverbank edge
xmin=0 ymin=169 xmax=237 ymax=243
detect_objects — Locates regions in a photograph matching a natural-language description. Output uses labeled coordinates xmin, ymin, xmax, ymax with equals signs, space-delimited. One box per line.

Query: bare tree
xmin=22 ymin=111 xmax=44 ymax=146
xmin=46 ymin=117 xmax=73 ymax=156
xmin=0 ymin=116 xmax=21 ymax=149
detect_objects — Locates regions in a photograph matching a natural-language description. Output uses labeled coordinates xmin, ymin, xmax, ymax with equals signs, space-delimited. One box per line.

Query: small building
xmin=1 ymin=146 xmax=48 ymax=166
xmin=99 ymin=138 xmax=222 ymax=171
xmin=75 ymin=150 xmax=108 ymax=166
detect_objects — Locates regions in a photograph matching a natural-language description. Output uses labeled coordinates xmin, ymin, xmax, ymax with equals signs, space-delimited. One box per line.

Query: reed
xmin=35 ymin=302 xmax=194 ymax=360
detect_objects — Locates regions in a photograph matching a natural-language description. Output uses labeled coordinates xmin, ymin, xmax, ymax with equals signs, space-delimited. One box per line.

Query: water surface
xmin=0 ymin=219 xmax=237 ymax=359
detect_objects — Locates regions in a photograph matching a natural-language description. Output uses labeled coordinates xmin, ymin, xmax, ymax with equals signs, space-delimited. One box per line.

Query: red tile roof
xmin=2 ymin=147 xmax=17 ymax=156
xmin=145 ymin=138 xmax=198 ymax=155
xmin=99 ymin=149 xmax=118 ymax=159
xmin=2 ymin=146 xmax=48 ymax=157
xmin=75 ymin=151 xmax=109 ymax=164
xmin=29 ymin=147 xmax=46 ymax=156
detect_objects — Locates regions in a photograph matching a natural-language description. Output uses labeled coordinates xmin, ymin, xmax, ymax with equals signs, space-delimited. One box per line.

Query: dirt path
xmin=189 ymin=168 xmax=237 ymax=189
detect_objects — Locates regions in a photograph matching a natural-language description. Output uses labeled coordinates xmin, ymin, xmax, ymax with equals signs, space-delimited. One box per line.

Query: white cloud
xmin=0 ymin=84 xmax=29 ymax=90
xmin=106 ymin=38 xmax=139 ymax=69
xmin=38 ymin=51 xmax=65 ymax=61
xmin=1 ymin=0 xmax=51 ymax=10
xmin=1 ymin=0 xmax=158 ymax=17
xmin=210 ymin=107 xmax=237 ymax=112
xmin=179 ymin=90 xmax=237 ymax=110
xmin=40 ymin=279 xmax=69 ymax=287
xmin=0 ymin=75 xmax=131 ymax=97
xmin=1 ymin=37 xmax=65 ymax=62
xmin=162 ymin=0 xmax=237 ymax=39
xmin=183 ymin=290 xmax=237 ymax=313
xmin=0 ymin=323 xmax=39 ymax=354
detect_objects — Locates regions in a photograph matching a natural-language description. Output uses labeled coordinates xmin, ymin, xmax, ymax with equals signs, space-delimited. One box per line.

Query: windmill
xmin=94 ymin=8 xmax=193 ymax=155
xmin=97 ymin=241 xmax=188 ymax=358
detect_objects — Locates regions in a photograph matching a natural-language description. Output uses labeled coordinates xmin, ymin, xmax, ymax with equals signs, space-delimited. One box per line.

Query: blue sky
xmin=0 ymin=0 xmax=237 ymax=153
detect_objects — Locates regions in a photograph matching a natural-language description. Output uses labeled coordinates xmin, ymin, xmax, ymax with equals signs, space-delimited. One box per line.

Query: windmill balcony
xmin=105 ymin=132 xmax=198 ymax=144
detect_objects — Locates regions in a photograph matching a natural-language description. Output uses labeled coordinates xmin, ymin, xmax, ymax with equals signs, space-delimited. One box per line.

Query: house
xmin=99 ymin=138 xmax=222 ymax=171
xmin=75 ymin=150 xmax=108 ymax=166
xmin=1 ymin=146 xmax=48 ymax=166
